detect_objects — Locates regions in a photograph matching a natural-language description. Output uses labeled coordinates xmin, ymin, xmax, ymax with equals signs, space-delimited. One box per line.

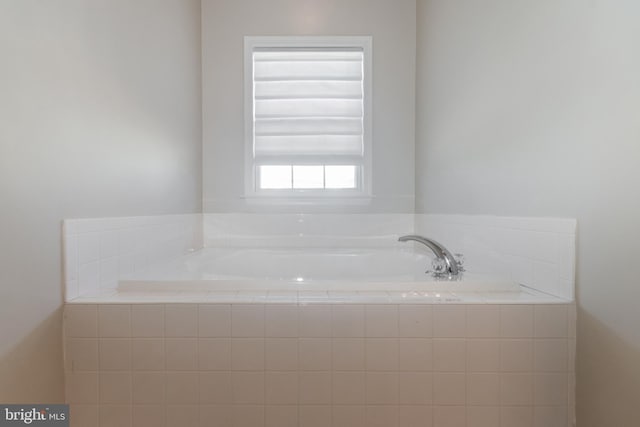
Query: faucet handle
xmin=454 ymin=253 xmax=465 ymax=271
xmin=430 ymin=258 xmax=447 ymax=275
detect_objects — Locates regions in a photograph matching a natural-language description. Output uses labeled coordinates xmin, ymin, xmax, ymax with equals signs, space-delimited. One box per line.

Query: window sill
xmin=242 ymin=195 xmax=373 ymax=207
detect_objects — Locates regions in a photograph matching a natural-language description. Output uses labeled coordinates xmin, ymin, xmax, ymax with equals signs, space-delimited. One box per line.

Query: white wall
xmin=416 ymin=1 xmax=640 ymax=425
xmin=202 ymin=0 xmax=416 ymax=213
xmin=0 ymin=0 xmax=202 ymax=402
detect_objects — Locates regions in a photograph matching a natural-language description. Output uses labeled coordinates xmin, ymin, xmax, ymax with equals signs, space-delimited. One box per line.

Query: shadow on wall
xmin=0 ymin=308 xmax=65 ymax=403
xmin=576 ymin=308 xmax=640 ymax=427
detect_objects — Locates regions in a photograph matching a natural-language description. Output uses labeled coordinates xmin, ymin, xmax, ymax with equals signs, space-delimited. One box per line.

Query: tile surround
xmin=64 ymin=302 xmax=575 ymax=427
xmin=63 ymin=215 xmax=203 ymax=301
xmin=64 ymin=214 xmax=576 ymax=303
xmin=63 ymin=214 xmax=576 ymax=426
xmin=415 ymin=215 xmax=576 ymax=300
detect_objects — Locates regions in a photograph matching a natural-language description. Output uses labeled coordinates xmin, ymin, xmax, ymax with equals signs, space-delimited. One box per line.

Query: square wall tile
xmin=266 ymin=405 xmax=298 ymax=427
xmin=501 ymin=306 xmax=534 ymax=338
xmin=132 ymin=339 xmax=164 ymax=371
xmin=69 ymin=405 xmax=98 ymax=427
xmin=64 ymin=235 xmax=79 ymax=283
xmin=333 ymin=405 xmax=366 ymax=427
xmin=232 ymin=338 xmax=265 ymax=371
xmin=434 ymin=306 xmax=466 ymax=338
xmin=78 ymin=262 xmax=100 ymax=295
xmin=298 ymin=304 xmax=331 ymax=337
xmin=467 ymin=406 xmax=499 ymax=427
xmin=99 ymin=305 xmax=131 ymax=337
xmin=198 ymin=304 xmax=231 ymax=337
xmin=365 ymin=372 xmax=398 ymax=404
xmin=534 ymin=305 xmax=568 ymax=338
xmin=132 ymin=373 xmax=165 ymax=404
xmin=534 ymin=406 xmax=568 ymax=427
xmin=333 ymin=372 xmax=366 ymax=405
xmin=399 ymin=405 xmax=433 ymax=427
xmin=534 ymin=373 xmax=568 ymax=405
xmin=399 ymin=305 xmax=432 ymax=337
xmin=166 ymin=373 xmax=199 ymax=405
xmin=78 ymin=233 xmax=100 ymax=265
xmin=65 ymin=339 xmax=98 ymax=372
xmin=434 ymin=406 xmax=465 ymax=427
xmin=501 ymin=406 xmax=533 ymax=427
xmin=467 ymin=339 xmax=500 ymax=372
xmin=366 ymin=405 xmax=399 ymax=427
xmin=299 ymin=338 xmax=331 ymax=371
xmin=299 ymin=372 xmax=332 ymax=404
xmin=366 ymin=338 xmax=399 ymax=371
xmin=366 ymin=305 xmax=398 ymax=337
xmin=299 ymin=405 xmax=331 ymax=427
xmin=198 ymin=338 xmax=232 ymax=371
xmin=132 ymin=305 xmax=164 ymax=338
xmin=467 ymin=373 xmax=500 ymax=405
xmin=466 ymin=305 xmax=500 ymax=338
xmin=165 ymin=305 xmax=198 ymax=337
xmin=99 ymin=231 xmax=119 ymax=259
xmin=266 ymin=304 xmax=298 ymax=337
xmin=99 ymin=405 xmax=131 ymax=427
xmin=199 ymin=372 xmax=232 ymax=404
xmin=399 ymin=338 xmax=433 ymax=372
xmin=233 ymin=405 xmax=265 ymax=427
xmin=99 ymin=257 xmax=118 ymax=289
xmin=99 ymin=339 xmax=131 ymax=371
xmin=99 ymin=373 xmax=132 ymax=404
xmin=232 ymin=372 xmax=265 ymax=404
xmin=501 ymin=339 xmax=533 ymax=372
xmin=265 ymin=372 xmax=299 ymax=404
xmin=332 ymin=338 xmax=365 ymax=371
xmin=166 ymin=405 xmax=198 ymax=427
xmin=65 ymin=305 xmax=98 ymax=338
xmin=66 ymin=373 xmax=98 ymax=404
xmin=399 ymin=372 xmax=432 ymax=405
xmin=165 ymin=339 xmax=198 ymax=371
xmin=133 ymin=405 xmax=166 ymax=427
xmin=534 ymin=339 xmax=568 ymax=372
xmin=332 ymin=305 xmax=365 ymax=337
xmin=433 ymin=373 xmax=465 ymax=405
xmin=265 ymin=338 xmax=298 ymax=371
xmin=434 ymin=339 xmax=466 ymax=372
xmin=232 ymin=305 xmax=265 ymax=337
xmin=501 ymin=374 xmax=533 ymax=405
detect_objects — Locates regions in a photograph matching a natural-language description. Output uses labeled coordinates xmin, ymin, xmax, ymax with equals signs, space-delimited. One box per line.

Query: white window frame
xmin=244 ymin=36 xmax=373 ymax=203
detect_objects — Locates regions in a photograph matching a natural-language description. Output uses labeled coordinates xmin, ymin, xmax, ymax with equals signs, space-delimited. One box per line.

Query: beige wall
xmin=416 ymin=0 xmax=640 ymax=425
xmin=202 ymin=0 xmax=416 ymax=213
xmin=0 ymin=0 xmax=202 ymax=402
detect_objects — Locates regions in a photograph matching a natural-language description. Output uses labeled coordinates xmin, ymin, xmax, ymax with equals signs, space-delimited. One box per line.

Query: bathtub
xmin=63 ymin=214 xmax=576 ymax=427
xmin=82 ymin=246 xmax=564 ymax=305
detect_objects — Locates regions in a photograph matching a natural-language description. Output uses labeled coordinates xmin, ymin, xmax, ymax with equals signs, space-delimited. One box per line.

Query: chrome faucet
xmin=398 ymin=235 xmax=462 ymax=277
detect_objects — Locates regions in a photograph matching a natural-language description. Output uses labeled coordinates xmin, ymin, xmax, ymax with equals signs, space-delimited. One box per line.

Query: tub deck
xmin=67 ymin=248 xmax=570 ymax=304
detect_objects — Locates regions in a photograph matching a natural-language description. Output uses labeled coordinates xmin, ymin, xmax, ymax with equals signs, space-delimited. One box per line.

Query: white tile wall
xmin=63 ymin=214 xmax=203 ymax=301
xmin=415 ymin=215 xmax=576 ymax=299
xmin=64 ymin=214 xmax=576 ymax=303
xmin=64 ymin=302 xmax=576 ymax=427
xmin=62 ymin=214 xmax=576 ymax=426
xmin=203 ymin=213 xmax=415 ymax=248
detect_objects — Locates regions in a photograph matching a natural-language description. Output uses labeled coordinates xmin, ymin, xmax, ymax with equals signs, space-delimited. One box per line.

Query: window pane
xmin=292 ymin=165 xmax=324 ymax=189
xmin=325 ymin=165 xmax=357 ymax=189
xmin=260 ymin=165 xmax=292 ymax=189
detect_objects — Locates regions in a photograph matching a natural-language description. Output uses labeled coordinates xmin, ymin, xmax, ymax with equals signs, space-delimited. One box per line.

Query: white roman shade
xmin=245 ymin=37 xmax=372 ymax=195
xmin=253 ymin=49 xmax=365 ymax=158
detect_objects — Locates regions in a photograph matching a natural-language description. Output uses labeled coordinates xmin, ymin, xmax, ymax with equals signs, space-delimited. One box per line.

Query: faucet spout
xmin=398 ymin=235 xmax=460 ymax=276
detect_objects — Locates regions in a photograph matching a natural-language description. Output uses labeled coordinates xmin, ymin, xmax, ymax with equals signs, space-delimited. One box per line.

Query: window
xmin=244 ymin=37 xmax=372 ymax=201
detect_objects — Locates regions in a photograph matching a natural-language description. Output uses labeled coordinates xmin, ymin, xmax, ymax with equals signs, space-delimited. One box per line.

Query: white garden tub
xmin=73 ymin=246 xmax=563 ymax=304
